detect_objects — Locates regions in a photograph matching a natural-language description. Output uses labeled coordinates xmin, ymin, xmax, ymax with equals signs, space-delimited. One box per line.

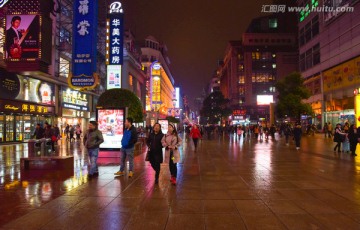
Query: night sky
xmin=122 ymin=0 xmax=272 ymax=108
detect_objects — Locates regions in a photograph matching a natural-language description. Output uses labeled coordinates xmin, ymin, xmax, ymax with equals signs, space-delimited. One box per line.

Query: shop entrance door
xmin=15 ymin=115 xmax=24 ymax=141
xmin=5 ymin=115 xmax=15 ymax=142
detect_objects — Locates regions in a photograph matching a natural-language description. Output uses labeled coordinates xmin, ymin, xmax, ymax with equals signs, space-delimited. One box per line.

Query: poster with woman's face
xmin=97 ymin=109 xmax=124 ymax=149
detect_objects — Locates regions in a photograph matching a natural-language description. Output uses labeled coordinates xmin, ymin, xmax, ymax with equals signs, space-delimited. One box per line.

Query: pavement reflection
xmin=1 ymin=133 xmax=360 ymax=229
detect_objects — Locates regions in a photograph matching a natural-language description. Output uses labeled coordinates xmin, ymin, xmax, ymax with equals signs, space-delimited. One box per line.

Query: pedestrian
xmin=254 ymin=125 xmax=259 ymax=139
xmin=190 ymin=124 xmax=202 ymax=152
xmin=146 ymin=123 xmax=164 ymax=184
xmin=323 ymin=122 xmax=328 ymax=138
xmin=65 ymin=124 xmax=70 ymax=140
xmin=284 ymin=124 xmax=292 ymax=145
xmin=293 ymin=122 xmax=302 ymax=150
xmin=114 ymin=117 xmax=138 ymax=178
xmin=33 ymin=123 xmax=44 ymax=139
xmin=75 ymin=124 xmax=82 ymax=140
xmin=342 ymin=122 xmax=350 ymax=153
xmin=53 ymin=124 xmax=60 ymax=144
xmin=348 ymin=124 xmax=358 ymax=156
xmin=69 ymin=125 xmax=75 ymax=142
xmin=44 ymin=123 xmax=55 ymax=152
xmin=333 ymin=123 xmax=346 ymax=153
xmin=83 ymin=121 xmax=104 ymax=179
xmin=162 ymin=123 xmax=182 ymax=185
xmin=328 ymin=122 xmax=333 ymax=138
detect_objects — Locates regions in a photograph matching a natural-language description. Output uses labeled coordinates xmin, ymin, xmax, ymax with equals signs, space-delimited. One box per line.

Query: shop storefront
xmin=0 ymin=100 xmax=55 ymax=142
xmin=0 ymin=71 xmax=56 ymax=142
xmin=58 ymin=87 xmax=91 ymax=135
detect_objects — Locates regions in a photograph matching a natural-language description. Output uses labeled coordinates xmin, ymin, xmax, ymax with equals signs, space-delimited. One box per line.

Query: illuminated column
xmin=355 ymin=90 xmax=360 ymax=128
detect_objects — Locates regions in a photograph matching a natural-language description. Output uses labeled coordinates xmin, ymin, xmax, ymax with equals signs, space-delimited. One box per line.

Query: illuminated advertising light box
xmin=175 ymin=87 xmax=180 ymax=108
xmin=107 ymin=65 xmax=122 ymax=89
xmin=97 ymin=109 xmax=126 ymax=149
xmin=70 ymin=0 xmax=98 ymax=90
xmin=158 ymin=119 xmax=169 ymax=134
xmin=257 ymin=95 xmax=274 ymax=105
xmin=5 ymin=15 xmax=40 ymax=59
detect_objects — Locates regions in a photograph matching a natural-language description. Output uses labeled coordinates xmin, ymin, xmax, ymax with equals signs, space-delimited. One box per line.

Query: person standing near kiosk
xmin=114 ymin=117 xmax=138 ymax=178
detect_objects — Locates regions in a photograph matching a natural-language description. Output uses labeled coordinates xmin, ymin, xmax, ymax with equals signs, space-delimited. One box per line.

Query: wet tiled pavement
xmin=1 ymin=134 xmax=360 ymax=229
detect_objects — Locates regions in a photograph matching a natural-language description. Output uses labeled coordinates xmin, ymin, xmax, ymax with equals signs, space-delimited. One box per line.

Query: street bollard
xmin=27 ymin=139 xmax=42 ymax=157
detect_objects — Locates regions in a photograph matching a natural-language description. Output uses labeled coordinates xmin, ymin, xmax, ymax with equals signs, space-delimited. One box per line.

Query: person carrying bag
xmin=146 ymin=123 xmax=164 ymax=184
xmin=161 ymin=123 xmax=182 ymax=185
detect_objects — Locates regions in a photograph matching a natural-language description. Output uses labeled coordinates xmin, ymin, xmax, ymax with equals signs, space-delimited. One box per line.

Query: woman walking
xmin=162 ymin=123 xmax=182 ymax=185
xmin=348 ymin=124 xmax=358 ymax=156
xmin=333 ymin=123 xmax=346 ymax=153
xmin=293 ymin=123 xmax=302 ymax=150
xmin=147 ymin=123 xmax=164 ymax=184
xmin=190 ymin=124 xmax=202 ymax=152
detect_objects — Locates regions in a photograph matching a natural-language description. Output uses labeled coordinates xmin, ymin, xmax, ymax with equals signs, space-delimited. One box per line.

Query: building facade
xmin=141 ymin=36 xmax=175 ymax=126
xmin=217 ymin=13 xmax=298 ymax=124
xmin=297 ymin=0 xmax=360 ymax=127
xmin=0 ymin=0 xmax=107 ymax=142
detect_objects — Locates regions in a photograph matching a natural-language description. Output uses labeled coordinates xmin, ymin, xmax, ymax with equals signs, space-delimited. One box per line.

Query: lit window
xmin=269 ymin=18 xmax=278 ymax=29
xmin=129 ymin=75 xmax=133 ymax=86
xmin=59 ymin=57 xmax=70 ymax=78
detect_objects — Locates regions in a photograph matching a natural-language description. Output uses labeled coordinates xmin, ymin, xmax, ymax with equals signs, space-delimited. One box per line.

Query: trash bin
xmin=28 ymin=139 xmax=42 ymax=157
xmin=42 ymin=138 xmax=53 ymax=156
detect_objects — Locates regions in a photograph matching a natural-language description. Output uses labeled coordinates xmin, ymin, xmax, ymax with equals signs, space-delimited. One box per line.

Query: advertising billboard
xmin=257 ymin=95 xmax=274 ymax=105
xmin=70 ymin=0 xmax=98 ymax=90
xmin=0 ymin=71 xmax=55 ymax=105
xmin=107 ymin=65 xmax=122 ymax=89
xmin=158 ymin=119 xmax=169 ymax=134
xmin=175 ymin=87 xmax=180 ymax=108
xmin=97 ymin=109 xmax=125 ymax=149
xmin=61 ymin=87 xmax=89 ymax=111
xmin=5 ymin=14 xmax=40 ymax=59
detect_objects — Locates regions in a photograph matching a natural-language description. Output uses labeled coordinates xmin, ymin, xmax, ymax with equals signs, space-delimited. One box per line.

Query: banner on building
xmin=323 ymin=56 xmax=360 ymax=93
xmin=69 ymin=0 xmax=99 ymax=90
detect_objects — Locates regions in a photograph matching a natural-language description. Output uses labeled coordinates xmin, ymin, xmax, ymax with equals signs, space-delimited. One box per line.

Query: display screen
xmin=257 ymin=95 xmax=274 ymax=105
xmin=158 ymin=119 xmax=169 ymax=134
xmin=97 ymin=109 xmax=124 ymax=149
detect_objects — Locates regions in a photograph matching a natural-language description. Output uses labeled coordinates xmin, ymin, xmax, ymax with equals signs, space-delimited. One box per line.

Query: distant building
xmin=297 ymin=0 xmax=360 ymax=127
xmin=140 ymin=36 xmax=175 ymax=125
xmin=217 ymin=12 xmax=298 ymax=124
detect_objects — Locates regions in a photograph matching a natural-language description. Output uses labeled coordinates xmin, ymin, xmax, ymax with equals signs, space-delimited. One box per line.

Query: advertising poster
xmin=158 ymin=119 xmax=169 ymax=134
xmin=107 ymin=65 xmax=122 ymax=89
xmin=5 ymin=15 xmax=40 ymax=59
xmin=97 ymin=109 xmax=124 ymax=149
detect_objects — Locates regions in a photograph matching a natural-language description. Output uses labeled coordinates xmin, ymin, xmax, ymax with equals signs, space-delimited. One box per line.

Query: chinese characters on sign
xmin=0 ymin=100 xmax=54 ymax=115
xmin=62 ymin=87 xmax=89 ymax=111
xmin=107 ymin=14 xmax=124 ymax=65
xmin=106 ymin=3 xmax=124 ymax=90
xmin=71 ymin=0 xmax=98 ymax=89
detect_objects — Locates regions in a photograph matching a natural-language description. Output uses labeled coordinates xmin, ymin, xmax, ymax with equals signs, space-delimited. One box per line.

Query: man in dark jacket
xmin=33 ymin=123 xmax=44 ymax=139
xmin=115 ymin=117 xmax=138 ymax=178
xmin=84 ymin=121 xmax=104 ymax=178
xmin=146 ymin=123 xmax=164 ymax=184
